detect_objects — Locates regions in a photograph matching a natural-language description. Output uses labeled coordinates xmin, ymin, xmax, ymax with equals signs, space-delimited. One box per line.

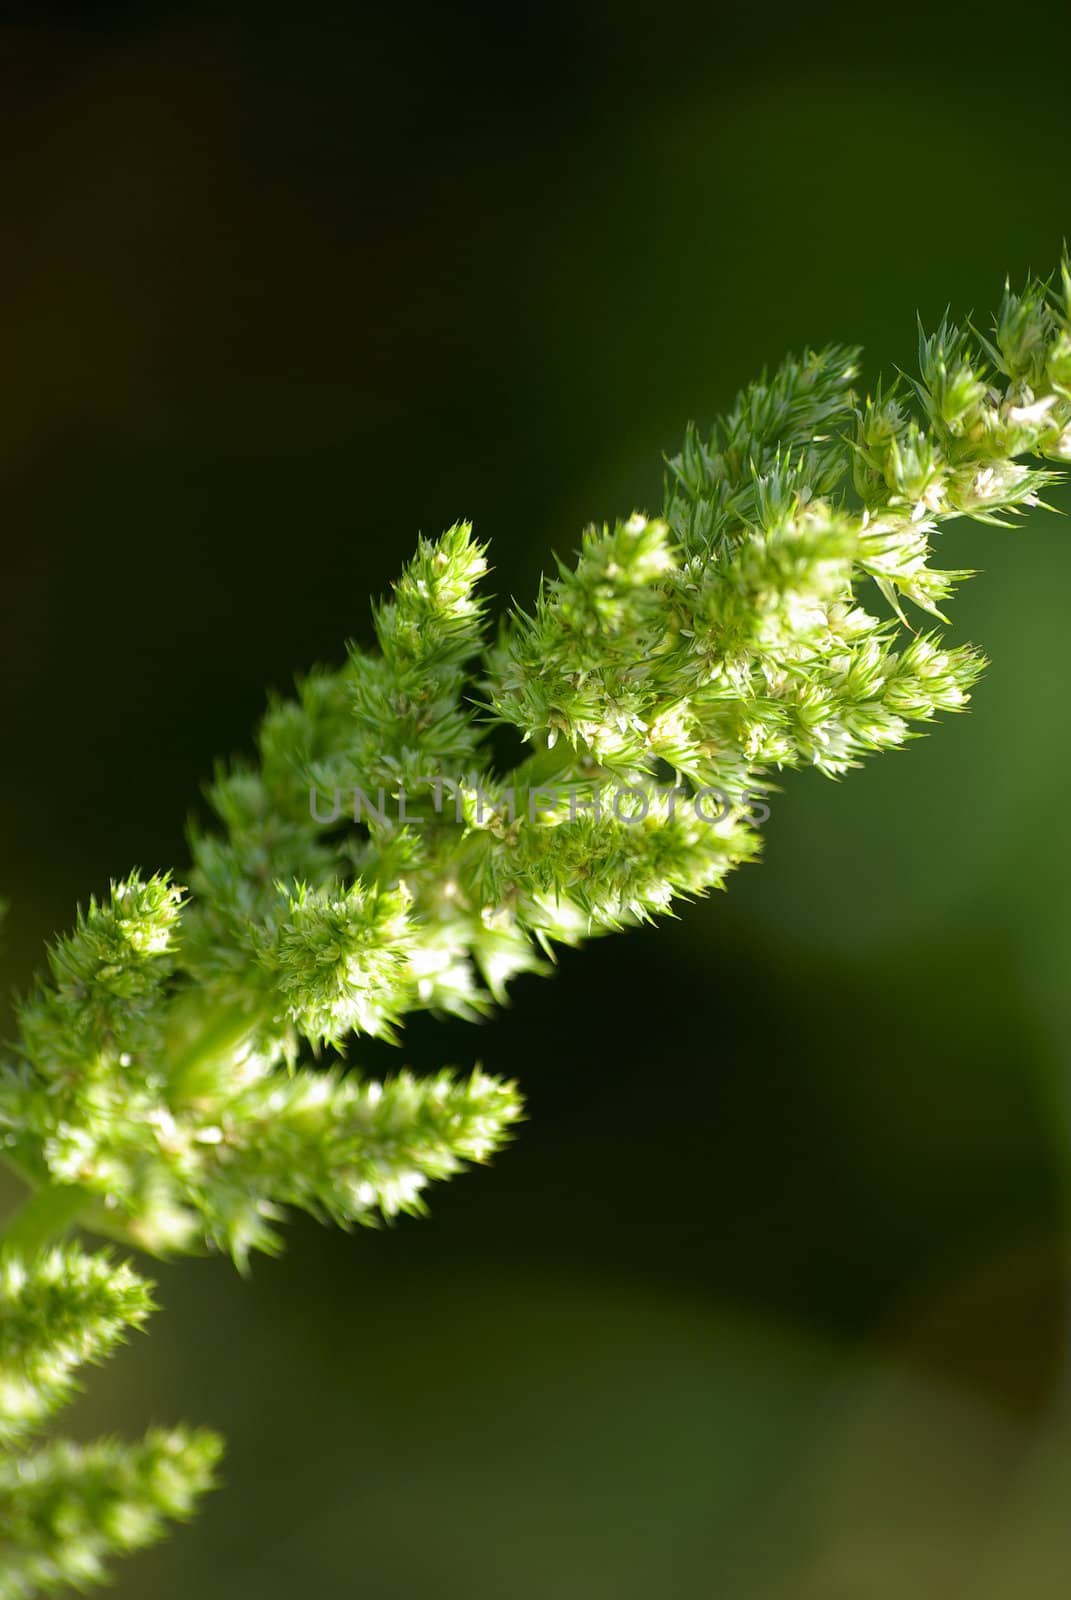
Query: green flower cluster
xmin=0 ymin=1243 xmax=218 ymax=1597
xmin=2 ymin=260 xmax=1069 ymax=1594
xmin=0 ymin=873 xmax=520 ymax=1262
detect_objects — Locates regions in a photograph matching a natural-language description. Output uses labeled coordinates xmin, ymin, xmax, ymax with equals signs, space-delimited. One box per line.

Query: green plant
xmin=3 ymin=259 xmax=1070 ymax=1594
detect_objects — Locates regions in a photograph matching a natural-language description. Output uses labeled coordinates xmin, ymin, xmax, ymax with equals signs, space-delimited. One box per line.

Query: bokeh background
xmin=4 ymin=8 xmax=1071 ymax=1596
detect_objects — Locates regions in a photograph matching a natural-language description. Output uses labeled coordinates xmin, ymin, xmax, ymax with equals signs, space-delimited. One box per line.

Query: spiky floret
xmin=14 ymin=875 xmax=182 ymax=1082
xmin=0 ymin=1249 xmax=152 ymax=1448
xmin=0 ymin=1428 xmax=221 ymax=1599
xmin=265 ymin=879 xmax=415 ymax=1046
xmin=0 ymin=876 xmax=522 ymax=1261
xmin=190 ymin=1066 xmax=523 ymax=1267
xmin=0 ymin=1245 xmax=217 ymax=1598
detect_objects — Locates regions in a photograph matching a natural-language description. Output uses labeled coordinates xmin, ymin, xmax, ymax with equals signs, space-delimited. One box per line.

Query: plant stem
xmin=0 ymin=1181 xmax=88 ymax=1254
xmin=164 ymin=995 xmax=273 ymax=1101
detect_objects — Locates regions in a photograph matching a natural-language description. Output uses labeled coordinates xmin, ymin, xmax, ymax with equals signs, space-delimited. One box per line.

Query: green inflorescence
xmin=3 ymin=260 xmax=1070 ymax=1594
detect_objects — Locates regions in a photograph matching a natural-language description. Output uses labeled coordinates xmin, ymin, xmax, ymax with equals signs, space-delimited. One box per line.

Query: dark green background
xmin=4 ymin=9 xmax=1071 ymax=1595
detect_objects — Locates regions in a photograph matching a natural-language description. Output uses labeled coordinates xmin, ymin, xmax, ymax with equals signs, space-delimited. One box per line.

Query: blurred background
xmin=3 ymin=6 xmax=1071 ymax=1595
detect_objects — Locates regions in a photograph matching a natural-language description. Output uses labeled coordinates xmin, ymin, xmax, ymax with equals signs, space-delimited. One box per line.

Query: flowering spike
xmin=0 ymin=1428 xmax=222 ymax=1597
xmin=0 ymin=1248 xmax=153 ymax=1448
xmin=3 ymin=258 xmax=1068 ymax=1594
